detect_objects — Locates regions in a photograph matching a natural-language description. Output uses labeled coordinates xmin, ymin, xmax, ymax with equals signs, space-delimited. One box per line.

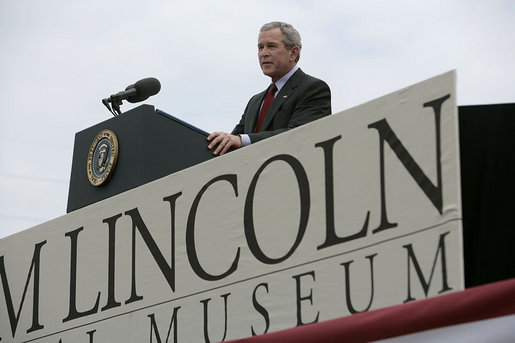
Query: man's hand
xmin=207 ymin=132 xmax=242 ymax=155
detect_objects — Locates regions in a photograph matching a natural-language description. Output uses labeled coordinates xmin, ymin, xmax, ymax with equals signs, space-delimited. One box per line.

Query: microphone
xmin=112 ymin=77 xmax=161 ymax=103
xmin=102 ymin=77 xmax=161 ymax=116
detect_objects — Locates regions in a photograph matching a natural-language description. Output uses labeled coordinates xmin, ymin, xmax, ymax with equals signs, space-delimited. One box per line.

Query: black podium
xmin=67 ymin=105 xmax=214 ymax=212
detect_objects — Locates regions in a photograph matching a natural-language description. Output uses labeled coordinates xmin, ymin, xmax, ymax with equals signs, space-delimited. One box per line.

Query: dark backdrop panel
xmin=459 ymin=103 xmax=515 ymax=287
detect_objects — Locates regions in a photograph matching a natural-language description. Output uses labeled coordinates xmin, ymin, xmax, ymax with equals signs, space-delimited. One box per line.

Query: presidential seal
xmin=87 ymin=129 xmax=119 ymax=186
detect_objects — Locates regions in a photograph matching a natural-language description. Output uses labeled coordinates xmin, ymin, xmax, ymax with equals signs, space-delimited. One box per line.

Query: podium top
xmin=67 ymin=105 xmax=214 ymax=212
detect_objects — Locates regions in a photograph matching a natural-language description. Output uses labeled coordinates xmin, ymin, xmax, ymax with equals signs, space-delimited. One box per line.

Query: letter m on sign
xmin=0 ymin=240 xmax=46 ymax=338
xmin=403 ymin=232 xmax=452 ymax=302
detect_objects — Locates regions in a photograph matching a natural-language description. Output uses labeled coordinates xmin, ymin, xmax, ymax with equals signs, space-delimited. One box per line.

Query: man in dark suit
xmin=208 ymin=22 xmax=331 ymax=155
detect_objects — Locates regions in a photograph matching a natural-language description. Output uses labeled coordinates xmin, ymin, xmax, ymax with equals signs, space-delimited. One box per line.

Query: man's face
xmin=258 ymin=28 xmax=297 ymax=82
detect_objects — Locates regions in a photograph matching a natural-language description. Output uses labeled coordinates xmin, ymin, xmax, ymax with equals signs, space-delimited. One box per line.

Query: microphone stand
xmin=102 ymin=95 xmax=124 ymax=116
xmin=110 ymin=95 xmax=123 ymax=116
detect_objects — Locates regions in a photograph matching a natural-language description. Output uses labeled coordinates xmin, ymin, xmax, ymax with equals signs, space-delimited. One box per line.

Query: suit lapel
xmin=260 ymin=68 xmax=305 ymax=131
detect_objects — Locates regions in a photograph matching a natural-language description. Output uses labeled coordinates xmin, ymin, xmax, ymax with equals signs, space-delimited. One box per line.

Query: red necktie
xmin=255 ymin=84 xmax=277 ymax=132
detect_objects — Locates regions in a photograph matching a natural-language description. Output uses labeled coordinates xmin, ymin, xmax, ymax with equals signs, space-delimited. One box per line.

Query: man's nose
xmin=259 ymin=47 xmax=270 ymax=56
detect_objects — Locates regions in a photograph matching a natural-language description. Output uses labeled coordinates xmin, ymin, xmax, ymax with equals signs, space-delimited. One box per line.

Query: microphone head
xmin=126 ymin=77 xmax=161 ymax=103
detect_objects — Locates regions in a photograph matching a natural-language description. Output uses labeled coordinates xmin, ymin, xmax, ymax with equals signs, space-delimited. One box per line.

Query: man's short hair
xmin=260 ymin=21 xmax=302 ymax=62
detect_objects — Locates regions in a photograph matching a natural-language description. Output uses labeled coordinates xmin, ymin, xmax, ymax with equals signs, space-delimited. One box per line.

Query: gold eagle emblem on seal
xmin=87 ymin=129 xmax=119 ymax=186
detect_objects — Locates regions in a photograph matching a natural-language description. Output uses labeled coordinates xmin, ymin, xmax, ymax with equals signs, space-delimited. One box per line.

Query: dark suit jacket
xmin=231 ymin=68 xmax=331 ymax=143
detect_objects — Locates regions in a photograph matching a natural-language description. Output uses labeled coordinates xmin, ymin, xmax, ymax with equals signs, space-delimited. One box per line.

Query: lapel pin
xmin=283 ymin=95 xmax=288 ymax=99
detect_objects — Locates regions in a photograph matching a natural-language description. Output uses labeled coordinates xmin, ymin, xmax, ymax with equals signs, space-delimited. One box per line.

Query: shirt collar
xmin=274 ymin=65 xmax=299 ymax=92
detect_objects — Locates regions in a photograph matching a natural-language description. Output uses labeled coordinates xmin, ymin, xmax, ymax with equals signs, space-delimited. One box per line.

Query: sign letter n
xmin=367 ymin=94 xmax=451 ymax=233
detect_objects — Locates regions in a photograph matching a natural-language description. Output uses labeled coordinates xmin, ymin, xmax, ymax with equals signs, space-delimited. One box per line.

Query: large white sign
xmin=0 ymin=71 xmax=462 ymax=342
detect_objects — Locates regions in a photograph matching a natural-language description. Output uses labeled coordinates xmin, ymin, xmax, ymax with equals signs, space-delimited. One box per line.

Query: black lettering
xmin=200 ymin=293 xmax=230 ymax=343
xmin=63 ymin=227 xmax=100 ymax=322
xmin=403 ymin=231 xmax=452 ymax=302
xmin=292 ymin=271 xmax=319 ymax=326
xmin=87 ymin=329 xmax=96 ymax=343
xmin=101 ymin=213 xmax=123 ymax=311
xmin=148 ymin=307 xmax=181 ymax=343
xmin=0 ymin=240 xmax=46 ymax=336
xmin=245 ymin=155 xmax=310 ymax=264
xmin=187 ymin=175 xmax=240 ymax=281
xmin=315 ymin=136 xmax=371 ymax=249
xmin=251 ymin=283 xmax=270 ymax=336
xmin=340 ymin=254 xmax=377 ymax=314
xmin=368 ymin=94 xmax=450 ymax=233
xmin=125 ymin=197 xmax=180 ymax=304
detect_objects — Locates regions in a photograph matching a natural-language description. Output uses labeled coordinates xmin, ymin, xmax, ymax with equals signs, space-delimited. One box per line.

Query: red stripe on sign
xmin=227 ymin=278 xmax=515 ymax=343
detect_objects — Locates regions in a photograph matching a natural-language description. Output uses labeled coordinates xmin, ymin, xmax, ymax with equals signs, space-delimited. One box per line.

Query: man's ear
xmin=290 ymin=46 xmax=300 ymax=61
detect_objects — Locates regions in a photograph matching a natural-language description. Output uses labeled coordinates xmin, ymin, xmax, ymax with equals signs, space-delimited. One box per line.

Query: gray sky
xmin=1 ymin=0 xmax=514 ymax=239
